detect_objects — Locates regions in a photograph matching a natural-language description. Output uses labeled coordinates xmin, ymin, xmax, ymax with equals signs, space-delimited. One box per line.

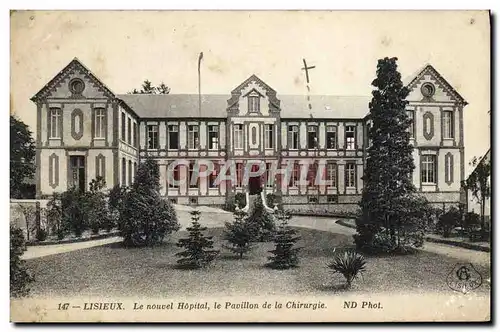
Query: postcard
xmin=9 ymin=10 xmax=491 ymax=323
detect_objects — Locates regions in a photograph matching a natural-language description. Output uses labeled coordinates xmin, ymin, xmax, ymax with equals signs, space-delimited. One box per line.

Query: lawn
xmin=25 ymin=227 xmax=491 ymax=298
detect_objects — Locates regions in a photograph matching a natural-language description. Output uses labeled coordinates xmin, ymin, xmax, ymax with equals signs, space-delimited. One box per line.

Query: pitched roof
xmin=118 ymin=94 xmax=229 ymax=118
xmin=467 ymin=148 xmax=491 ymax=179
xmin=117 ymin=94 xmax=371 ymax=119
xmin=405 ymin=63 xmax=468 ymax=105
xmin=31 ymin=58 xmax=115 ymax=102
xmin=280 ymin=95 xmax=371 ymax=119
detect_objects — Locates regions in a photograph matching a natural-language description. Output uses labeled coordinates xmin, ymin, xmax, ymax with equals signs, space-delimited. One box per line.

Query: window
xmin=94 ymin=108 xmax=105 ymax=138
xmin=190 ymin=197 xmax=198 ymax=205
xmin=69 ymin=78 xmax=85 ymax=95
xmin=121 ymin=112 xmax=126 ymax=141
xmin=265 ymin=124 xmax=274 ymax=149
xmin=307 ymin=162 xmax=319 ymax=187
xmin=169 ymin=198 xmax=178 ymax=204
xmin=49 ymin=108 xmax=61 ymax=138
xmin=208 ymin=125 xmax=219 ymax=150
xmin=288 ymin=125 xmax=299 ymax=150
xmin=443 ymin=111 xmax=454 ymax=139
xmin=421 ymin=155 xmax=436 ymax=184
xmin=326 ymin=126 xmax=337 ymax=149
xmin=346 ymin=126 xmax=356 ymax=150
xmin=133 ymin=123 xmax=138 ymax=147
xmin=147 ymin=125 xmax=158 ymax=149
xmin=188 ymin=162 xmax=198 ymax=188
xmin=146 ymin=125 xmax=158 ymax=150
xmin=366 ymin=123 xmax=373 ymax=147
xmin=188 ymin=125 xmax=199 ymax=150
xmin=326 ymin=162 xmax=338 ymax=187
xmin=327 ymin=195 xmax=338 ymax=203
xmin=307 ymin=125 xmax=318 ymax=149
xmin=248 ymin=96 xmax=260 ymax=113
xmin=234 ymin=124 xmax=243 ymax=149
xmin=168 ymin=125 xmax=179 ymax=149
xmin=345 ymin=163 xmax=356 ymax=188
xmin=169 ymin=163 xmax=179 ymax=188
xmin=265 ymin=162 xmax=273 ymax=188
xmin=289 ymin=162 xmax=300 ymax=187
xmin=127 ymin=118 xmax=132 ymax=144
xmin=406 ymin=110 xmax=414 ymax=138
xmin=236 ymin=163 xmax=244 ymax=188
xmin=209 ymin=162 xmax=219 ymax=188
xmin=308 ymin=196 xmax=318 ymax=204
xmin=121 ymin=158 xmax=126 ymax=186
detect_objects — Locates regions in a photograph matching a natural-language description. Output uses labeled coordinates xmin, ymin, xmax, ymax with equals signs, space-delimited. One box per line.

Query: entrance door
xmin=248 ymin=164 xmax=262 ymax=195
xmin=69 ymin=156 xmax=86 ymax=192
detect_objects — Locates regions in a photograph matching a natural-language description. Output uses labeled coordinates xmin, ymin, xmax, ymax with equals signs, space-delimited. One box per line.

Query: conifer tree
xmin=176 ymin=209 xmax=219 ymax=268
xmin=223 ymin=208 xmax=253 ymax=258
xmin=355 ymin=57 xmax=419 ymax=251
xmin=267 ymin=209 xmax=301 ymax=269
xmin=119 ymin=160 xmax=179 ymax=247
xmin=246 ymin=195 xmax=276 ymax=242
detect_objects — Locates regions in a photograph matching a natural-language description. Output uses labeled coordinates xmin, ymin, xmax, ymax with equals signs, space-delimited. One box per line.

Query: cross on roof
xmin=301 ymin=58 xmax=316 ymax=84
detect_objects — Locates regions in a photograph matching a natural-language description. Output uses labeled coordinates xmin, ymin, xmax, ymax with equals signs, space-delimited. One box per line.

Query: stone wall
xmin=10 ymin=199 xmax=50 ymax=241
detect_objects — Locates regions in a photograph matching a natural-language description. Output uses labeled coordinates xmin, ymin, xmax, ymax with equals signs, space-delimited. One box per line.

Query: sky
xmin=10 ymin=10 xmax=490 ymax=176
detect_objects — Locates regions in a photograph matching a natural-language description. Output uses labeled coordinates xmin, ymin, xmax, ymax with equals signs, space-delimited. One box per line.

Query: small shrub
xmin=223 ymin=192 xmax=247 ymax=212
xmin=327 ymin=250 xmax=366 ymax=289
xmin=10 ymin=226 xmax=34 ymax=297
xmin=266 ymin=193 xmax=282 ymax=210
xmin=247 ymin=196 xmax=276 ymax=242
xmin=35 ymin=228 xmax=47 ymax=242
xmin=438 ymin=207 xmax=461 ymax=238
xmin=371 ymin=229 xmax=398 ymax=253
xmin=223 ymin=208 xmax=253 ymax=258
xmin=86 ymin=177 xmax=110 ymax=235
xmin=176 ymin=210 xmax=220 ymax=268
xmin=464 ymin=212 xmax=481 ymax=233
xmin=61 ymin=188 xmax=87 ymax=237
xmin=267 ymin=209 xmax=301 ymax=269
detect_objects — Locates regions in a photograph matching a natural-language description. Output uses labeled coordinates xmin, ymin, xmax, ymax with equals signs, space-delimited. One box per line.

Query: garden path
xmin=22 ymin=236 xmax=122 ymax=260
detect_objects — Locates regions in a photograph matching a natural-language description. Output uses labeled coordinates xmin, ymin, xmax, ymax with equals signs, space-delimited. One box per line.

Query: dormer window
xmin=248 ymin=95 xmax=260 ymax=113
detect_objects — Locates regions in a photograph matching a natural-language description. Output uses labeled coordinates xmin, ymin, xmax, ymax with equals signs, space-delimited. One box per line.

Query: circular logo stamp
xmin=447 ymin=263 xmax=483 ymax=294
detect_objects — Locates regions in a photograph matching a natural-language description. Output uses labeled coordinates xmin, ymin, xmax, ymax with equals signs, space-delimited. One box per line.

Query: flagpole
xmin=198 ymin=52 xmax=203 ymax=118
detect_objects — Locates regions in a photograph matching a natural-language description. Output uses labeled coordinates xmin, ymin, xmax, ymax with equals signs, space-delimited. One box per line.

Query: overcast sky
xmin=10 ymin=10 xmax=490 ymax=175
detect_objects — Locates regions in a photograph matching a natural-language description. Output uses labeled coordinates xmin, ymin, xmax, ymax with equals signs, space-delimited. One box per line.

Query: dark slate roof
xmin=117 ymin=94 xmax=371 ymax=119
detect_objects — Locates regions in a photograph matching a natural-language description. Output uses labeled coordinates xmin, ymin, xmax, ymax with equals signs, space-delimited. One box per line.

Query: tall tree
xmin=10 ymin=116 xmax=36 ymax=198
xmin=128 ymin=80 xmax=171 ymax=94
xmin=118 ymin=160 xmax=179 ymax=247
xmin=356 ymin=57 xmax=416 ymax=250
xmin=462 ymin=155 xmax=491 ymax=231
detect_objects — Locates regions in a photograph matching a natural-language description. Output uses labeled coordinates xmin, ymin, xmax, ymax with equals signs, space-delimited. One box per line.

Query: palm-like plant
xmin=327 ymin=249 xmax=367 ymax=288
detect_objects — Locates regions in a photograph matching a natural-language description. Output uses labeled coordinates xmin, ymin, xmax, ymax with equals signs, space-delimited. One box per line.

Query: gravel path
xmin=22 ymin=236 xmax=122 ymax=260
